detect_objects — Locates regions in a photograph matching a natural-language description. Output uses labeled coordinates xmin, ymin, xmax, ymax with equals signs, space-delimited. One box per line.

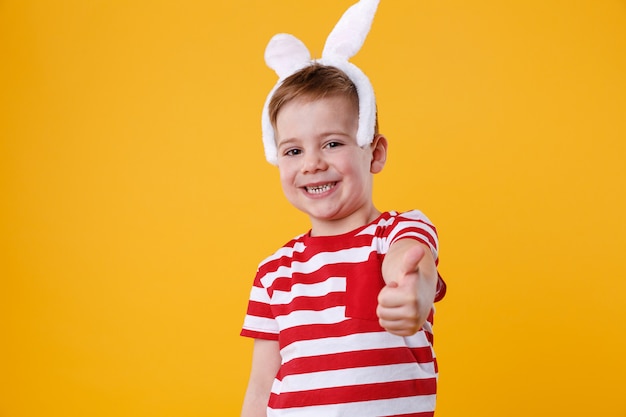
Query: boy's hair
xmin=268 ymin=64 xmax=379 ymax=136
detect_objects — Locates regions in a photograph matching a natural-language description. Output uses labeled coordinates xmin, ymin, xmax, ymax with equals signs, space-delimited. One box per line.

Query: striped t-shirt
xmin=241 ymin=210 xmax=446 ymax=417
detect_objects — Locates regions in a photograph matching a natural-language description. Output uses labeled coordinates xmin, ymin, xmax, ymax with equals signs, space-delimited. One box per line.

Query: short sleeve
xmin=240 ymin=269 xmax=280 ymax=340
xmin=385 ymin=210 xmax=446 ymax=302
xmin=386 ymin=210 xmax=439 ymax=259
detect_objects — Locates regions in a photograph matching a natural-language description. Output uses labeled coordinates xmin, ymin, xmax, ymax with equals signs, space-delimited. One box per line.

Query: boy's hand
xmin=377 ymin=241 xmax=437 ymax=337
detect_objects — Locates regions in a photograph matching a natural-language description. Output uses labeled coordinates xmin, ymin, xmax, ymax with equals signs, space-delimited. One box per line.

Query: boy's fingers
xmin=377 ymin=283 xmax=405 ymax=307
xmin=377 ymin=306 xmax=408 ymax=321
xmin=378 ymin=312 xmax=419 ymax=336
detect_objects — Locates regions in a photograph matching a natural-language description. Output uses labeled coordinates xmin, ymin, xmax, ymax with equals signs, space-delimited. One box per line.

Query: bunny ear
xmin=265 ymin=33 xmax=311 ymax=79
xmin=260 ymin=0 xmax=382 ymax=165
xmin=322 ymin=0 xmax=380 ymax=60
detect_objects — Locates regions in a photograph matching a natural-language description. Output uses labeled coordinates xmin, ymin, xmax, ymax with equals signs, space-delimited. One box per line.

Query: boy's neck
xmin=309 ymin=207 xmax=382 ymax=237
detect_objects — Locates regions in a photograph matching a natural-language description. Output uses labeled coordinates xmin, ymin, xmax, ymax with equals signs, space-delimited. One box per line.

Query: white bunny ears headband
xmin=261 ymin=0 xmax=380 ymax=165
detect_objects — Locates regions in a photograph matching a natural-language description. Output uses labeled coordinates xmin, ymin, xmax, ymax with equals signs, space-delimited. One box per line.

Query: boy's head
xmin=261 ymin=0 xmax=381 ymax=165
xmin=268 ymin=64 xmax=379 ymax=139
xmin=272 ymin=75 xmax=387 ymax=236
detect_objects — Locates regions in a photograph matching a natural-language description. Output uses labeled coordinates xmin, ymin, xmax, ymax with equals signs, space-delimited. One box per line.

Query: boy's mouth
xmin=304 ymin=182 xmax=337 ymax=194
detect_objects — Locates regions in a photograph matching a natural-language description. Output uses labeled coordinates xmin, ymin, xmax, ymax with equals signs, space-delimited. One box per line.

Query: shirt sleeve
xmin=240 ymin=268 xmax=280 ymax=340
xmin=385 ymin=210 xmax=446 ymax=302
xmin=386 ymin=210 xmax=439 ymax=258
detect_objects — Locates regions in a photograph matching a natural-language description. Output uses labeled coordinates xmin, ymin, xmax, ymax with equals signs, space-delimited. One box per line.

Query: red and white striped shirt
xmin=241 ymin=210 xmax=446 ymax=417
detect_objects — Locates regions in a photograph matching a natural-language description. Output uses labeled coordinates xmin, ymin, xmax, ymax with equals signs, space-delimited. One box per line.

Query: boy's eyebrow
xmin=276 ymin=137 xmax=298 ymax=149
xmin=277 ymin=131 xmax=354 ymax=148
xmin=321 ymin=131 xmax=352 ymax=139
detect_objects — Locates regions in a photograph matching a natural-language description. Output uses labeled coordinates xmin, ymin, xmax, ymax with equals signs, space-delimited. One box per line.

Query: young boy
xmin=241 ymin=1 xmax=446 ymax=416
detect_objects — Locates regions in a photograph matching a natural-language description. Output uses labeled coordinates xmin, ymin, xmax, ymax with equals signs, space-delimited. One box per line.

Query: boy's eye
xmin=325 ymin=141 xmax=342 ymax=149
xmin=285 ymin=148 xmax=302 ymax=156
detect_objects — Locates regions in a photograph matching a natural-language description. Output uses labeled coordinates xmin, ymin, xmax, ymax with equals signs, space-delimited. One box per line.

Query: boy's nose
xmin=301 ymin=150 xmax=328 ymax=173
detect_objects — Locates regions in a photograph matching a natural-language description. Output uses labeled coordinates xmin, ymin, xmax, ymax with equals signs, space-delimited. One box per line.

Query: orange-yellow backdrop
xmin=1 ymin=1 xmax=625 ymax=416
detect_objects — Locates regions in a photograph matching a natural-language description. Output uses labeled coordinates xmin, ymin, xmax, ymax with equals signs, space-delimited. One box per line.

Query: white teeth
xmin=305 ymin=183 xmax=335 ymax=194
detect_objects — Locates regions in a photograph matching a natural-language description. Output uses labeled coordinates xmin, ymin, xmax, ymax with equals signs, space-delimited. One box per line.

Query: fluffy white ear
xmin=261 ymin=0 xmax=382 ymax=164
xmin=265 ymin=33 xmax=311 ymax=79
xmin=322 ymin=0 xmax=380 ymax=60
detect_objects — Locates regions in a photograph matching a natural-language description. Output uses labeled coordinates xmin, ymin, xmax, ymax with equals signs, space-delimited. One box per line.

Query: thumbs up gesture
xmin=377 ymin=240 xmax=438 ymax=337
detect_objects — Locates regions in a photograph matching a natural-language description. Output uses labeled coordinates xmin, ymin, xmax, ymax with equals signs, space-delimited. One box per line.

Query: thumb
xmin=398 ymin=244 xmax=425 ymax=287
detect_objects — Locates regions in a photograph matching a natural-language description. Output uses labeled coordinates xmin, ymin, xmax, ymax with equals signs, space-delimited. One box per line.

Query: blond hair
xmin=268 ymin=64 xmax=378 ymax=135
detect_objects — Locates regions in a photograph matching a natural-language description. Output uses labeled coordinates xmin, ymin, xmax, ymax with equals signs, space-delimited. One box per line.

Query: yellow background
xmin=1 ymin=0 xmax=625 ymax=416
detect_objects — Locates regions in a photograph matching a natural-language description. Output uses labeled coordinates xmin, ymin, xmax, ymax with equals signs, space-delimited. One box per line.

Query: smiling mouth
xmin=304 ymin=182 xmax=337 ymax=194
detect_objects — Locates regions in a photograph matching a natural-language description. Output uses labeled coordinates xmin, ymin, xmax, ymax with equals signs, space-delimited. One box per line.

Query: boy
xmin=241 ymin=1 xmax=446 ymax=416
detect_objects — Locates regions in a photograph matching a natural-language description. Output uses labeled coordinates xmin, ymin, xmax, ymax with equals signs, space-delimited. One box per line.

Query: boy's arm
xmin=377 ymin=238 xmax=438 ymax=336
xmin=241 ymin=339 xmax=281 ymax=417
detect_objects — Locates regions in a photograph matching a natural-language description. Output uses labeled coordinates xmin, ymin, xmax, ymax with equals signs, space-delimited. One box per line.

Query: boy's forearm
xmin=241 ymin=339 xmax=280 ymax=417
xmin=241 ymin=388 xmax=270 ymax=417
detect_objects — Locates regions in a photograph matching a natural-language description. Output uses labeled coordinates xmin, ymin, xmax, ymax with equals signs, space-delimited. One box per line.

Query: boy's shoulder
xmin=255 ymin=233 xmax=306 ymax=270
xmin=258 ymin=210 xmax=435 ymax=266
xmin=364 ymin=210 xmax=433 ymax=231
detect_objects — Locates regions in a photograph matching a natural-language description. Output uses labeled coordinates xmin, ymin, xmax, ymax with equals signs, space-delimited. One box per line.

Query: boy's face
xmin=274 ymin=95 xmax=384 ymax=236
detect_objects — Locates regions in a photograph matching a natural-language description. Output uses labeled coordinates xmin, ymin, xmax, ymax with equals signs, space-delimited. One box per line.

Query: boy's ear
xmin=370 ymin=134 xmax=388 ymax=174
